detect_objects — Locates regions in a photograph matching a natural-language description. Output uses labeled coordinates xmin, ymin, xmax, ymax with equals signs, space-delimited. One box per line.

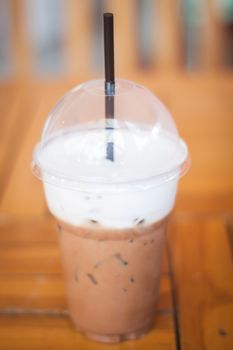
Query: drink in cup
xmin=32 ymin=78 xmax=189 ymax=343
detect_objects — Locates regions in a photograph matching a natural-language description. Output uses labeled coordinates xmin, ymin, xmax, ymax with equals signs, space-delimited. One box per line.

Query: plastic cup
xmin=32 ymin=79 xmax=189 ymax=343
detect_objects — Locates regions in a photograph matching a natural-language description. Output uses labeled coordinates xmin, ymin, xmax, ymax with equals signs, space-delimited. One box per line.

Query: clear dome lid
xmin=32 ymin=79 xmax=189 ymax=189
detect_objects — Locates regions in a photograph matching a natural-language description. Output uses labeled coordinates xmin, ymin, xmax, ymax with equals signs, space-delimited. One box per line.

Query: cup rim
xmin=32 ymin=138 xmax=190 ymax=192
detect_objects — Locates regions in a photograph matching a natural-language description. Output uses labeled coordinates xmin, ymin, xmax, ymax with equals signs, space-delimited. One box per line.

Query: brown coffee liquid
xmin=57 ymin=216 xmax=168 ymax=343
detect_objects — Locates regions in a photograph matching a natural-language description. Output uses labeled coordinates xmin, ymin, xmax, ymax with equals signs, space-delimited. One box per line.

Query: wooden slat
xmin=175 ymin=193 xmax=233 ymax=216
xmin=161 ymin=74 xmax=233 ymax=215
xmin=0 ymin=274 xmax=65 ymax=309
xmin=0 ymin=83 xmax=69 ymax=216
xmin=201 ymin=0 xmax=224 ymax=70
xmin=0 ymin=84 xmax=19 ymax=140
xmin=64 ymin=0 xmax=93 ymax=78
xmin=153 ymin=0 xmax=182 ymax=71
xmin=171 ymin=84 xmax=233 ymax=201
xmin=0 ymin=85 xmax=38 ymax=199
xmin=10 ymin=0 xmax=33 ymax=78
xmin=0 ymin=313 xmax=176 ymax=350
xmin=0 ymin=85 xmax=30 ymax=198
xmin=168 ymin=215 xmax=233 ymax=350
xmin=105 ymin=0 xmax=138 ymax=77
xmin=0 ymin=215 xmax=56 ymax=243
xmin=225 ymin=214 xmax=233 ymax=257
xmin=0 ymin=244 xmax=61 ymax=274
xmin=0 ymin=87 xmax=46 ymax=216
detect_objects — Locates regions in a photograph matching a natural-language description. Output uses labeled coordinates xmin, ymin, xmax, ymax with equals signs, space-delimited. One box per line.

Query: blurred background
xmin=0 ymin=2 xmax=233 ymax=349
xmin=0 ymin=0 xmax=233 ymax=80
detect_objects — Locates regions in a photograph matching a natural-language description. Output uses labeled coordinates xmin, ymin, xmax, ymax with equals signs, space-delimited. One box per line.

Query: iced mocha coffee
xmin=32 ymin=79 xmax=189 ymax=343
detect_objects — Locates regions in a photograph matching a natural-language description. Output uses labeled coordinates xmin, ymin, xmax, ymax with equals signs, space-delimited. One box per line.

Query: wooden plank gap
xmin=166 ymin=226 xmax=181 ymax=350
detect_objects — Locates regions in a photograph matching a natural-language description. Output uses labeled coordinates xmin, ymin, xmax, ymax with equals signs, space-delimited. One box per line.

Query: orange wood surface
xmin=0 ymin=72 xmax=232 ymax=349
xmin=168 ymin=214 xmax=233 ymax=350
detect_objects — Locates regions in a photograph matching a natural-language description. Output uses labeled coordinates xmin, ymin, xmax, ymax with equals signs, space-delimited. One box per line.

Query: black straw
xmin=104 ymin=13 xmax=115 ymax=86
xmin=104 ymin=13 xmax=115 ymax=161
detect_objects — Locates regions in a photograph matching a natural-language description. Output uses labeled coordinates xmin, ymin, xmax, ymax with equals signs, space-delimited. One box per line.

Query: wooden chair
xmin=0 ymin=0 xmax=229 ymax=80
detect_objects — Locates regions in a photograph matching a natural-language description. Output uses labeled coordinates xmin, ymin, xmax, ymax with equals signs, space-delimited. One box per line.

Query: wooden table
xmin=0 ymin=72 xmax=232 ymax=349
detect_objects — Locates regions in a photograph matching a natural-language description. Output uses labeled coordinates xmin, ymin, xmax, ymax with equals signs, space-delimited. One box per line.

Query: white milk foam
xmin=42 ymin=128 xmax=187 ymax=228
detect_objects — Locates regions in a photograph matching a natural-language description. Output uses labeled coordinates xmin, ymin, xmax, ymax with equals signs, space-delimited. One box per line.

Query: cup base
xmin=77 ymin=323 xmax=152 ymax=343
